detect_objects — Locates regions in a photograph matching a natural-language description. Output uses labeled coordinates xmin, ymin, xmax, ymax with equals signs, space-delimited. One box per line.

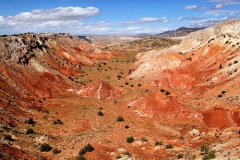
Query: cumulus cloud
xmin=120 ymin=17 xmax=168 ymax=24
xmin=4 ymin=7 xmax=99 ymax=22
xmin=0 ymin=6 xmax=101 ymax=35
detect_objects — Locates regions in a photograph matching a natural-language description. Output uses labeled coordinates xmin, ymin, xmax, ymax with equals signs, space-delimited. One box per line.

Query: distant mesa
xmin=77 ymin=80 xmax=122 ymax=100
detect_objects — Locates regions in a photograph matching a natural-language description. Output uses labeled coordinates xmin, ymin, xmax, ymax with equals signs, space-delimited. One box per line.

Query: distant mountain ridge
xmin=105 ymin=36 xmax=180 ymax=52
xmin=157 ymin=27 xmax=205 ymax=37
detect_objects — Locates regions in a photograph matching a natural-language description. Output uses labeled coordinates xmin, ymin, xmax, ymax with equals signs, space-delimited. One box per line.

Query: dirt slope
xmin=77 ymin=80 xmax=122 ymax=100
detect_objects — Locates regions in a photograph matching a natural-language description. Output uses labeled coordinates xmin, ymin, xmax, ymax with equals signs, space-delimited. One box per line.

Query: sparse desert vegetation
xmin=0 ymin=20 xmax=240 ymax=160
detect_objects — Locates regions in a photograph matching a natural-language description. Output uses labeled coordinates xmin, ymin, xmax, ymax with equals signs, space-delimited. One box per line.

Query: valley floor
xmin=1 ymin=51 xmax=240 ymax=160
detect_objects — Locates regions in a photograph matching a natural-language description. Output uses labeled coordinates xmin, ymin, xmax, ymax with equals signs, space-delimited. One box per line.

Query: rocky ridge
xmin=105 ymin=36 xmax=180 ymax=52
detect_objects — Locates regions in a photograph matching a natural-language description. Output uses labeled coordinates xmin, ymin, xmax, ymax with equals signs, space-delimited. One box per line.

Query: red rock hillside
xmin=0 ymin=20 xmax=240 ymax=160
xmin=76 ymin=80 xmax=122 ymax=100
xmin=130 ymin=20 xmax=240 ymax=128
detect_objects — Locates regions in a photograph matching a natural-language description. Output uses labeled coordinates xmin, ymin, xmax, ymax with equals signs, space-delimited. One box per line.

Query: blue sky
xmin=0 ymin=0 xmax=240 ymax=35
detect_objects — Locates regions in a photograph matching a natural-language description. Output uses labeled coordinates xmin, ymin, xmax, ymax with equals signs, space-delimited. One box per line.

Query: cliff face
xmin=0 ymin=33 xmax=112 ymax=64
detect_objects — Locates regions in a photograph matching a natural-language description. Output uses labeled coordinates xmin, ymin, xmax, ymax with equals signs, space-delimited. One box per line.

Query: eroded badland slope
xmin=0 ymin=20 xmax=240 ymax=160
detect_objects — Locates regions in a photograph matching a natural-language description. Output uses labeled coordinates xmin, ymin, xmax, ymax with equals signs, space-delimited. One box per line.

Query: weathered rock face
xmin=130 ymin=20 xmax=240 ymax=127
xmin=0 ymin=33 xmax=112 ymax=124
xmin=0 ymin=33 xmax=112 ymax=65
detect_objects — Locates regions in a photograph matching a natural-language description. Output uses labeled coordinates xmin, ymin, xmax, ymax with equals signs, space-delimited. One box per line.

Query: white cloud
xmin=4 ymin=7 xmax=99 ymax=22
xmin=184 ymin=5 xmax=198 ymax=10
xmin=184 ymin=5 xmax=207 ymax=10
xmin=206 ymin=0 xmax=240 ymax=16
xmin=214 ymin=3 xmax=224 ymax=9
xmin=206 ymin=9 xmax=240 ymax=15
xmin=120 ymin=17 xmax=168 ymax=24
xmin=0 ymin=6 xmax=101 ymax=35
xmin=188 ymin=17 xmax=229 ymax=27
xmin=199 ymin=6 xmax=208 ymax=10
xmin=71 ymin=23 xmax=170 ymax=35
xmin=120 ymin=26 xmax=169 ymax=34
xmin=172 ymin=16 xmax=183 ymax=21
xmin=208 ymin=0 xmax=240 ymax=5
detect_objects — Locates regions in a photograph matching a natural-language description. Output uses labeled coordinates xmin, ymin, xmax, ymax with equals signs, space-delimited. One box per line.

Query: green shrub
xmin=52 ymin=148 xmax=61 ymax=154
xmin=219 ymin=64 xmax=223 ymax=69
xmin=208 ymin=150 xmax=216 ymax=159
xmin=78 ymin=144 xmax=94 ymax=156
xmin=202 ymin=150 xmax=216 ymax=160
xmin=155 ymin=141 xmax=162 ymax=146
xmin=221 ymin=90 xmax=226 ymax=94
xmin=160 ymin=89 xmax=165 ymax=92
xmin=26 ymin=128 xmax=34 ymax=134
xmin=78 ymin=148 xmax=86 ymax=155
xmin=40 ymin=143 xmax=52 ymax=152
xmin=201 ymin=145 xmax=209 ymax=154
xmin=177 ymin=153 xmax=184 ymax=159
xmin=165 ymin=144 xmax=173 ymax=149
xmin=25 ymin=118 xmax=36 ymax=125
xmin=84 ymin=143 xmax=94 ymax=152
xmin=53 ymin=119 xmax=63 ymax=125
xmin=126 ymin=136 xmax=134 ymax=143
xmin=201 ymin=144 xmax=216 ymax=160
xmin=141 ymin=137 xmax=148 ymax=142
xmin=97 ymin=111 xmax=104 ymax=116
xmin=117 ymin=116 xmax=124 ymax=122
xmin=76 ymin=155 xmax=86 ymax=160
